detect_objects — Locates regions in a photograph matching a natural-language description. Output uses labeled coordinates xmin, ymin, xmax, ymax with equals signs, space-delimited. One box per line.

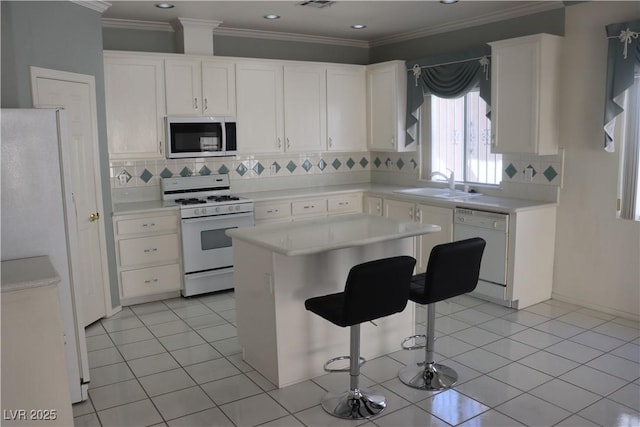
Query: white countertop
xmin=226 ymin=213 xmax=441 ymax=256
xmin=113 ymin=200 xmax=179 ymax=215
xmin=1 ymin=256 xmax=60 ymax=293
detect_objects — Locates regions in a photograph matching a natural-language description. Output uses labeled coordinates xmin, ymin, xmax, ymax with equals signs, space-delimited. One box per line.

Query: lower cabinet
xmin=253 ymin=193 xmax=362 ymax=225
xmin=363 ymin=195 xmax=383 ymax=216
xmin=113 ymin=210 xmax=183 ymax=305
xmin=383 ymin=198 xmax=453 ymax=272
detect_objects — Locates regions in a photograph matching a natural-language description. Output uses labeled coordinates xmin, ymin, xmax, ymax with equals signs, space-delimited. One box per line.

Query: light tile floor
xmin=74 ymin=292 xmax=640 ymax=427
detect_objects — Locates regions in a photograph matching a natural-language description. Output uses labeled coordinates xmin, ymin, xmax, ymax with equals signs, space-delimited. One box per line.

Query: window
xmin=421 ymin=90 xmax=501 ymax=185
xmin=618 ymin=69 xmax=640 ymax=221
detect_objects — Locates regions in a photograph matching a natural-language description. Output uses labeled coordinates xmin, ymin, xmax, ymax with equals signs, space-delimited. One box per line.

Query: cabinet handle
xmin=415 ymin=210 xmax=421 ymax=221
xmin=409 ymin=207 xmax=413 ymax=219
xmin=266 ymin=209 xmax=279 ymax=213
xmin=391 ymin=136 xmax=395 ymax=147
xmin=304 ymin=205 xmax=314 ymax=209
xmin=286 ymin=138 xmax=291 ymax=149
xmin=376 ymin=203 xmax=381 ymax=212
xmin=338 ymin=202 xmax=348 ymax=206
xmin=143 ymin=248 xmax=158 ymax=253
xmin=277 ymin=137 xmax=282 ymax=149
xmin=159 ymin=140 xmax=163 ymax=155
xmin=141 ymin=223 xmax=156 ymax=228
xmin=144 ymin=278 xmax=159 ymax=284
xmin=204 ymin=98 xmax=208 ymax=111
xmin=328 ymin=137 xmax=333 ymax=147
xmin=194 ymin=97 xmax=199 ymax=110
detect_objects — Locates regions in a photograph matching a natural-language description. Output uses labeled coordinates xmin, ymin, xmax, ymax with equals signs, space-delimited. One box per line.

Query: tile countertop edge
xmin=112 ymin=200 xmax=180 ymax=215
xmin=1 ymin=256 xmax=61 ymax=293
xmin=226 ymin=213 xmax=441 ymax=256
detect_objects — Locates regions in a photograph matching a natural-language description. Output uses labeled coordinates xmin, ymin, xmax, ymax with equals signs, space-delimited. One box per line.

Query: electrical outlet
xmin=270 ymin=164 xmax=277 ymax=174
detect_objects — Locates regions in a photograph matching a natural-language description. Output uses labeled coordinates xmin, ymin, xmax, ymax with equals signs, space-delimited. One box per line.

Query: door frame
xmin=29 ymin=66 xmax=115 ymax=319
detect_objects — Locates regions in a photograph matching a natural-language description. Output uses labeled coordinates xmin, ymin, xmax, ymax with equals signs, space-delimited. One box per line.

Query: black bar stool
xmin=399 ymin=237 xmax=486 ymax=390
xmin=304 ymin=255 xmax=416 ymax=420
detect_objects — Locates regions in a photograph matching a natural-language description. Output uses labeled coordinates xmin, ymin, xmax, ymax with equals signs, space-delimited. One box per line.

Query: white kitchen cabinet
xmin=327 ymin=193 xmax=362 ymax=215
xmin=236 ymin=60 xmax=284 ymax=154
xmin=364 ymin=195 xmax=383 ymax=216
xmin=366 ymin=60 xmax=413 ymax=152
xmin=113 ymin=210 xmax=182 ymax=305
xmin=383 ymin=198 xmax=452 ymax=271
xmin=284 ymin=65 xmax=327 ymax=152
xmin=104 ymin=52 xmax=166 ymax=159
xmin=253 ymin=193 xmax=363 ymax=225
xmin=165 ymin=58 xmax=236 ymax=116
xmin=253 ymin=200 xmax=292 ymax=224
xmin=291 ymin=198 xmax=327 ymax=219
xmin=327 ymin=66 xmax=366 ymax=151
xmin=489 ymin=33 xmax=562 ymax=155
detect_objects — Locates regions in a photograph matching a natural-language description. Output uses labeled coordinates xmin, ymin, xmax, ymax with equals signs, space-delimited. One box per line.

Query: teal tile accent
xmin=139 ymin=169 xmax=153 ymax=183
xmin=218 ymin=164 xmax=229 ymax=175
xmin=160 ymin=168 xmax=173 ymax=179
xmin=346 ymin=158 xmax=355 ymax=169
xmin=199 ymin=165 xmax=211 ymax=176
xmin=397 ymin=158 xmax=405 ymax=170
xmin=236 ymin=163 xmax=247 ymax=176
xmin=286 ymin=161 xmax=297 ymax=173
xmin=317 ymin=159 xmax=327 ymax=171
xmin=302 ymin=160 xmax=312 ymax=172
xmin=374 ymin=157 xmax=382 ymax=168
xmin=272 ymin=162 xmax=281 ymax=173
xmin=253 ymin=162 xmax=265 ymax=175
xmin=180 ymin=167 xmax=192 ymax=177
xmin=359 ymin=157 xmax=368 ymax=168
xmin=505 ymin=163 xmax=518 ymax=179
xmin=332 ymin=159 xmax=341 ymax=170
xmin=543 ymin=165 xmax=558 ymax=182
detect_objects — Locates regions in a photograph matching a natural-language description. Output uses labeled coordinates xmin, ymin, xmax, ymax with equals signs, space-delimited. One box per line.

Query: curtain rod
xmin=407 ymin=55 xmax=491 ymax=71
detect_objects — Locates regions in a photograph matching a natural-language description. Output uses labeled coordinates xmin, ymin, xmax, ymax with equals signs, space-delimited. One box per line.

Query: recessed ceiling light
xmin=351 ymin=24 xmax=367 ymax=29
xmin=264 ymin=14 xmax=281 ymax=20
xmin=440 ymin=0 xmax=458 ymax=4
xmin=155 ymin=3 xmax=174 ymax=9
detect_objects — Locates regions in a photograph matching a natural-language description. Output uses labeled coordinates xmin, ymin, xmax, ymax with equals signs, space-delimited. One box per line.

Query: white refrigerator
xmin=1 ymin=108 xmax=90 ymax=402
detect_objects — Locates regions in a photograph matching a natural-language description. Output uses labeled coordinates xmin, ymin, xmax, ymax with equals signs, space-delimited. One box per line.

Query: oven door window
xmin=170 ymin=122 xmax=223 ymax=154
xmin=201 ymin=227 xmax=235 ymax=251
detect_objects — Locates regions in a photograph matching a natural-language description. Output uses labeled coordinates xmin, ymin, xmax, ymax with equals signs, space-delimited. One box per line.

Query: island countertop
xmin=226 ymin=213 xmax=441 ymax=256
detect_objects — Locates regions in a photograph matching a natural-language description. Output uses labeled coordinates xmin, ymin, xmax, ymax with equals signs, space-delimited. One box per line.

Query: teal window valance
xmin=405 ymin=46 xmax=492 ymax=146
xmin=603 ymin=20 xmax=640 ymax=152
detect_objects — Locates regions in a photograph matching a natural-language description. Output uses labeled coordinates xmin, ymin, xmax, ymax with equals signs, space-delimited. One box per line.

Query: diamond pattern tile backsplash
xmin=110 ymin=150 xmax=562 ymax=190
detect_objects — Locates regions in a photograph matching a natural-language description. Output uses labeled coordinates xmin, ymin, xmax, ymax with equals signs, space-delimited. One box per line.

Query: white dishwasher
xmin=453 ymin=208 xmax=510 ymax=305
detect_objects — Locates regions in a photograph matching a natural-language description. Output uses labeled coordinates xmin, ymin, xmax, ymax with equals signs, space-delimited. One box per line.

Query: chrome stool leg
xmin=399 ymin=303 xmax=458 ymax=390
xmin=321 ymin=325 xmax=387 ymax=419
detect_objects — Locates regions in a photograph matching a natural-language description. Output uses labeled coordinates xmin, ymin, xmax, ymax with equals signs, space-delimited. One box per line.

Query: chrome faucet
xmin=431 ymin=169 xmax=455 ymax=190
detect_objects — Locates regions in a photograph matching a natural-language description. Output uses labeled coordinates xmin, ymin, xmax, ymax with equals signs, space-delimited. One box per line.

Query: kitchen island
xmin=227 ymin=213 xmax=440 ymax=387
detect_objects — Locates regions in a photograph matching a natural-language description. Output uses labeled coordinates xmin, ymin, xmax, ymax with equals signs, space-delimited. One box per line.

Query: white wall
xmin=553 ymin=2 xmax=640 ymax=319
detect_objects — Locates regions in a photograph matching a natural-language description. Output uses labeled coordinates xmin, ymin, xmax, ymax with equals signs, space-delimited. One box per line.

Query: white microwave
xmin=166 ymin=116 xmax=237 ymax=158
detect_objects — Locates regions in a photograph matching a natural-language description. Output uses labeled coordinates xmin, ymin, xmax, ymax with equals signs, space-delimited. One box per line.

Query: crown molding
xmin=102 ymin=18 xmax=174 ymax=32
xmin=172 ymin=17 xmax=223 ymax=32
xmin=70 ymin=0 xmax=111 ymax=14
xmin=213 ymin=27 xmax=369 ymax=49
xmin=370 ymin=2 xmax=563 ymax=47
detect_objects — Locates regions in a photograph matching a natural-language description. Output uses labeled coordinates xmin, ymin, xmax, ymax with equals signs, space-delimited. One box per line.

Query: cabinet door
xmin=363 ymin=196 xmax=383 ymax=216
xmin=202 ymin=60 xmax=236 ymax=116
xmin=165 ymin=58 xmax=202 ymax=115
xmin=284 ymin=65 xmax=326 ymax=152
xmin=104 ymin=54 xmax=165 ymax=159
xmin=368 ymin=66 xmax=396 ymax=150
xmin=383 ymin=199 xmax=415 ymax=221
xmin=415 ymin=204 xmax=453 ymax=271
xmin=236 ymin=61 xmax=284 ymax=154
xmin=327 ymin=67 xmax=366 ymax=151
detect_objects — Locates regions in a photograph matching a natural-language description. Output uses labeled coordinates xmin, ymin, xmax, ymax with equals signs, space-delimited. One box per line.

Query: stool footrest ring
xmin=401 ymin=334 xmax=427 ymax=350
xmin=323 ymin=355 xmax=366 ymax=372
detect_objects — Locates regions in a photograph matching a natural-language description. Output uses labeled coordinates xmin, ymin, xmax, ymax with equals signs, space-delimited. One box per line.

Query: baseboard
xmin=551 ymin=292 xmax=639 ymax=322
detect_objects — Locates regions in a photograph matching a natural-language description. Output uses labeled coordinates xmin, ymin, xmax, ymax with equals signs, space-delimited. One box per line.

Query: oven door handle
xmin=181 ymin=211 xmax=254 ymax=225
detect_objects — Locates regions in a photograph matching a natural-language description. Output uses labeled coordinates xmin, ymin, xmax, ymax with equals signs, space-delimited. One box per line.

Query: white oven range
xmin=162 ymin=174 xmax=254 ymax=297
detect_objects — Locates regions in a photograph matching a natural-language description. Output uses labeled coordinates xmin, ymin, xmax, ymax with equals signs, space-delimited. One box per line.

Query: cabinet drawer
xmin=291 ymin=198 xmax=326 ymax=216
xmin=327 ymin=194 xmax=362 ymax=214
xmin=121 ymin=263 xmax=181 ymax=299
xmin=116 ymin=214 xmax=178 ymax=235
xmin=254 ymin=201 xmax=291 ymax=220
xmin=118 ymin=234 xmax=180 ymax=267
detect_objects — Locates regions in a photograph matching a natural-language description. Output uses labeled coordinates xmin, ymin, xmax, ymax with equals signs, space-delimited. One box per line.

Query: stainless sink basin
xmin=393 ymin=188 xmax=481 ymax=200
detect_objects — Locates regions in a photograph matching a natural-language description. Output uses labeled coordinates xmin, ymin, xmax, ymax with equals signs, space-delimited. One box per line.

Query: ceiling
xmin=102 ymin=1 xmax=564 ymax=46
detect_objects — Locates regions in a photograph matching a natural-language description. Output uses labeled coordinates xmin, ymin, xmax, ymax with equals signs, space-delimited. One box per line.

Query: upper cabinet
xmin=104 ymin=52 xmax=166 ymax=160
xmin=366 ymin=60 xmax=413 ymax=152
xmin=283 ymin=64 xmax=327 ymax=153
xmin=489 ymin=34 xmax=562 ymax=155
xmin=327 ymin=66 xmax=366 ymax=152
xmin=236 ymin=60 xmax=285 ymax=154
xmin=165 ymin=57 xmax=236 ymax=116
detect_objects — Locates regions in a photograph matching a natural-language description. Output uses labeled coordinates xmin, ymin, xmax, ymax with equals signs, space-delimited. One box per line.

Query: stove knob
xmin=228 ymin=206 xmax=234 ymax=212
xmin=236 ymin=205 xmax=241 ymax=211
xmin=194 ymin=208 xmax=200 ymax=215
xmin=215 ymin=207 xmax=221 ymax=213
xmin=201 ymin=207 xmax=207 ymax=215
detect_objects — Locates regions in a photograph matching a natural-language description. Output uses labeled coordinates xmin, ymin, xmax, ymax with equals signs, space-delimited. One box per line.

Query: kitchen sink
xmin=393 ymin=187 xmax=481 ymax=200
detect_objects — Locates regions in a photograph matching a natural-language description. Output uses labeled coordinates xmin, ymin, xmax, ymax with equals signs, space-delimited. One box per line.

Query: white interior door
xmin=31 ymin=67 xmax=109 ymax=326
